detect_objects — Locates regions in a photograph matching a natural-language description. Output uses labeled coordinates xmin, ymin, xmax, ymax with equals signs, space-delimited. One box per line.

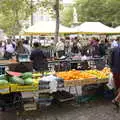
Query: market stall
xmin=48 ymin=56 xmax=105 ymax=71
xmin=0 ymin=55 xmax=111 ymax=111
xmin=75 ymin=22 xmax=115 ymax=34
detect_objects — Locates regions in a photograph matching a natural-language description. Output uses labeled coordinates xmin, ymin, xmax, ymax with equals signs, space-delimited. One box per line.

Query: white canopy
xmin=24 ymin=21 xmax=77 ymax=35
xmin=75 ymin=22 xmax=115 ymax=34
xmin=114 ymin=26 xmax=120 ymax=33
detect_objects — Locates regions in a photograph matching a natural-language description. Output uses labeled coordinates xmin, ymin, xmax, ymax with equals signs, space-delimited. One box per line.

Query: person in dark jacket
xmin=99 ymin=40 xmax=106 ymax=57
xmin=30 ymin=42 xmax=48 ymax=72
xmin=71 ymin=42 xmax=79 ymax=69
xmin=110 ymin=37 xmax=120 ymax=107
xmin=71 ymin=42 xmax=79 ymax=54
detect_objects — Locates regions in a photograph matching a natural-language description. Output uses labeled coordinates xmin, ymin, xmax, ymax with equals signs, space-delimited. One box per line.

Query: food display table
xmin=0 ymin=60 xmax=17 ymax=66
xmin=64 ymin=78 xmax=108 ymax=87
xmin=0 ymin=65 xmax=110 ymax=111
xmin=48 ymin=57 xmax=105 ymax=71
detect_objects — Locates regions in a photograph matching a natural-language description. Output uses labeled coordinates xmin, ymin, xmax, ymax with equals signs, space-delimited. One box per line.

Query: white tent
xmin=75 ymin=22 xmax=115 ymax=34
xmin=114 ymin=26 xmax=120 ymax=33
xmin=24 ymin=21 xmax=77 ymax=35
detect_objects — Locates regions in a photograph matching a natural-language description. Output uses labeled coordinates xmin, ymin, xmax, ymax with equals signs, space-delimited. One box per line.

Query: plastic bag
xmin=107 ymin=73 xmax=115 ymax=89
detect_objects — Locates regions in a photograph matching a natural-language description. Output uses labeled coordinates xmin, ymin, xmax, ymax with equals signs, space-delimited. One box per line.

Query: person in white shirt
xmin=111 ymin=39 xmax=118 ymax=48
xmin=23 ymin=40 xmax=31 ymax=54
xmin=56 ymin=38 xmax=65 ymax=58
xmin=0 ymin=41 xmax=4 ymax=58
xmin=32 ymin=37 xmax=39 ymax=46
xmin=4 ymin=39 xmax=15 ymax=59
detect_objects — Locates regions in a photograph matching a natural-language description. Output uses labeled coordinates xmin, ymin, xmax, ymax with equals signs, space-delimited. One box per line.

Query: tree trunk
xmin=55 ymin=0 xmax=59 ymax=44
xmin=30 ymin=0 xmax=33 ymax=46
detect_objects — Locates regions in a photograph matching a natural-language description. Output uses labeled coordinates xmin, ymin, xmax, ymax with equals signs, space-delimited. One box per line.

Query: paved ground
xmin=0 ymin=99 xmax=120 ymax=120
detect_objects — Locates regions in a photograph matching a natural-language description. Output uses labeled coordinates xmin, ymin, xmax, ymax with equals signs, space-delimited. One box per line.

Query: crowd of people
xmin=0 ymin=39 xmax=48 ymax=72
xmin=0 ymin=36 xmax=119 ymax=62
xmin=0 ymin=36 xmax=118 ymax=69
xmin=55 ymin=36 xmax=114 ymax=59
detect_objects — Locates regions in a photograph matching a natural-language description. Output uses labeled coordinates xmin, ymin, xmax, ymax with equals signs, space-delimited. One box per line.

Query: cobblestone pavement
xmin=0 ymin=99 xmax=120 ymax=120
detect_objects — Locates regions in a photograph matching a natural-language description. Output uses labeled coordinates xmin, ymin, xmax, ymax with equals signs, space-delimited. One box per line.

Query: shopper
xmin=0 ymin=41 xmax=4 ymax=58
xmin=110 ymin=37 xmax=120 ymax=108
xmin=71 ymin=41 xmax=79 ymax=54
xmin=92 ymin=38 xmax=100 ymax=57
xmin=56 ymin=38 xmax=65 ymax=58
xmin=71 ymin=41 xmax=79 ymax=70
xmin=99 ymin=40 xmax=106 ymax=57
xmin=23 ymin=40 xmax=31 ymax=54
xmin=111 ymin=38 xmax=118 ymax=49
xmin=4 ymin=39 xmax=15 ymax=59
xmin=65 ymin=37 xmax=70 ymax=54
xmin=15 ymin=40 xmax=29 ymax=54
xmin=30 ymin=42 xmax=48 ymax=72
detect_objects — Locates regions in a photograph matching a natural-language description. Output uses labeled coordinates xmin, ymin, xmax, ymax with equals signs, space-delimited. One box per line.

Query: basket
xmin=64 ymin=80 xmax=76 ymax=87
xmin=64 ymin=78 xmax=97 ymax=87
xmin=97 ymin=78 xmax=108 ymax=84
xmin=10 ymin=83 xmax=39 ymax=92
xmin=24 ymin=103 xmax=37 ymax=111
xmin=80 ymin=78 xmax=97 ymax=85
xmin=0 ymin=84 xmax=10 ymax=94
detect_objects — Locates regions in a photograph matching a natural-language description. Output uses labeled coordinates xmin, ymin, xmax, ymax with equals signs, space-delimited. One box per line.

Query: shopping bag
xmin=107 ymin=73 xmax=115 ymax=89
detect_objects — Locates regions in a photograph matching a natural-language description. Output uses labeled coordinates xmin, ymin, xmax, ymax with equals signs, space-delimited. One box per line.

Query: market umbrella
xmin=75 ymin=22 xmax=115 ymax=34
xmin=24 ymin=21 xmax=77 ymax=35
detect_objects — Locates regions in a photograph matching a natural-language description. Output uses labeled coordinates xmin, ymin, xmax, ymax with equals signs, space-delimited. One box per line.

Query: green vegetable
xmin=24 ymin=78 xmax=33 ymax=85
xmin=0 ymin=80 xmax=8 ymax=85
xmin=10 ymin=76 xmax=24 ymax=85
xmin=0 ymin=75 xmax=5 ymax=80
xmin=22 ymin=72 xmax=32 ymax=79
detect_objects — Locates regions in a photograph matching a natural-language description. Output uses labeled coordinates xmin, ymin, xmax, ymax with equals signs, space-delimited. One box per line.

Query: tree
xmin=55 ymin=0 xmax=59 ymax=43
xmin=60 ymin=5 xmax=73 ymax=27
xmin=0 ymin=0 xmax=36 ymax=36
xmin=38 ymin=0 xmax=61 ymax=43
xmin=0 ymin=0 xmax=62 ymax=38
xmin=75 ymin=0 xmax=120 ymax=27
xmin=60 ymin=0 xmax=120 ymax=27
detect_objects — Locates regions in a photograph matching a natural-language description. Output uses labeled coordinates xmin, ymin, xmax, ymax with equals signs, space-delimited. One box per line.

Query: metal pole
xmin=55 ymin=0 xmax=60 ymax=44
xmin=30 ymin=0 xmax=33 ymax=46
xmin=31 ymin=0 xmax=34 ymax=26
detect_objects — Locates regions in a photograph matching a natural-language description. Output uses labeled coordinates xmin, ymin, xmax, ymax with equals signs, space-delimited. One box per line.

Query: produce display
xmin=56 ymin=70 xmax=96 ymax=81
xmin=0 ymin=71 xmax=39 ymax=93
xmin=86 ymin=67 xmax=110 ymax=79
xmin=32 ymin=72 xmax=53 ymax=82
xmin=10 ymin=76 xmax=24 ymax=85
xmin=0 ymin=74 xmax=9 ymax=86
xmin=102 ymin=67 xmax=111 ymax=75
xmin=56 ymin=68 xmax=110 ymax=81
xmin=22 ymin=72 xmax=32 ymax=79
xmin=56 ymin=68 xmax=110 ymax=86
xmin=0 ymin=67 xmax=110 ymax=94
xmin=8 ymin=72 xmax=33 ymax=85
xmin=53 ymin=91 xmax=74 ymax=102
xmin=32 ymin=72 xmax=42 ymax=78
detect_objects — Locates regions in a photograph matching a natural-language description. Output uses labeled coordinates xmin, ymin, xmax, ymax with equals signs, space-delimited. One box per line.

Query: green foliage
xmin=75 ymin=0 xmax=120 ymax=27
xmin=0 ymin=0 xmax=63 ymax=36
xmin=0 ymin=0 xmax=36 ymax=36
xmin=38 ymin=0 xmax=63 ymax=18
xmin=60 ymin=6 xmax=73 ymax=27
xmin=60 ymin=0 xmax=120 ymax=27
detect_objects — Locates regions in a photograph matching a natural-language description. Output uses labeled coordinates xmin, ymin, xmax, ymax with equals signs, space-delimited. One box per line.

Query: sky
xmin=63 ymin=0 xmax=74 ymax=4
